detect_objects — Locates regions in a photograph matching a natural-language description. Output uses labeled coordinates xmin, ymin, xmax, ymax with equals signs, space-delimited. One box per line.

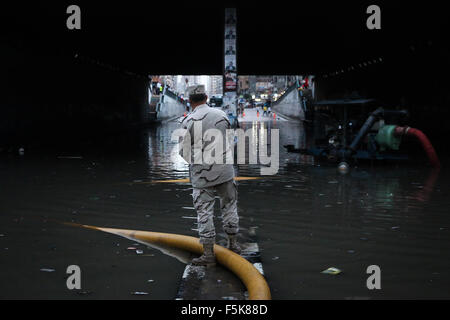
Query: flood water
xmin=1 ymin=118 xmax=450 ymax=299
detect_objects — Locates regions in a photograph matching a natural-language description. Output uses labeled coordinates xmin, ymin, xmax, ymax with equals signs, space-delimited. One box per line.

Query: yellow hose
xmin=80 ymin=224 xmax=271 ymax=300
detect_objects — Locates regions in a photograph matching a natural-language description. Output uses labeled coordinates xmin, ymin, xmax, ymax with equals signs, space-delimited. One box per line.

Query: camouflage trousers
xmin=192 ymin=179 xmax=239 ymax=245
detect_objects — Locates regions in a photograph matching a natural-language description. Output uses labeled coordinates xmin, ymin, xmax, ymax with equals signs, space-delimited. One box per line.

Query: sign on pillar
xmin=223 ymin=8 xmax=238 ymax=120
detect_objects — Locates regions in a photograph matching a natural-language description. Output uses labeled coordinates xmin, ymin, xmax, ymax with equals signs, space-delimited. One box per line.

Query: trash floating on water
xmin=40 ymin=268 xmax=56 ymax=272
xmin=136 ymin=250 xmax=144 ymax=255
xmin=182 ymin=216 xmax=197 ymax=220
xmin=272 ymin=256 xmax=279 ymax=261
xmin=347 ymin=250 xmax=355 ymax=254
xmin=132 ymin=291 xmax=149 ymax=295
xmin=147 ymin=280 xmax=155 ymax=283
xmin=328 ymin=180 xmax=338 ymax=184
xmin=321 ymin=267 xmax=342 ymax=275
xmin=182 ymin=207 xmax=195 ymax=210
xmin=127 ymin=247 xmax=137 ymax=250
xmin=76 ymin=290 xmax=92 ymax=295
xmin=57 ymin=156 xmax=83 ymax=159
xmin=391 ymin=226 xmax=400 ymax=230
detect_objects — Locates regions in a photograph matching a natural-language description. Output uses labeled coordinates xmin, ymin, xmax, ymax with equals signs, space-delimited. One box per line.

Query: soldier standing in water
xmin=179 ymin=84 xmax=241 ymax=267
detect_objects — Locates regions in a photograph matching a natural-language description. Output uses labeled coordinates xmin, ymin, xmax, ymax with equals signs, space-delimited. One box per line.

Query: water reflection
xmin=142 ymin=119 xmax=442 ymax=213
xmin=1 ymin=117 xmax=448 ymax=299
xmin=147 ymin=123 xmax=189 ymax=180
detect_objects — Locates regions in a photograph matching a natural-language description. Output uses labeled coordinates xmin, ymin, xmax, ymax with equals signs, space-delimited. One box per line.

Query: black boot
xmin=191 ymin=243 xmax=216 ymax=267
xmin=227 ymin=234 xmax=241 ymax=254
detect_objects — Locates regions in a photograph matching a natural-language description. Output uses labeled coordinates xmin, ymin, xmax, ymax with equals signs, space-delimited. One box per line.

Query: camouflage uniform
xmin=180 ymin=103 xmax=239 ymax=245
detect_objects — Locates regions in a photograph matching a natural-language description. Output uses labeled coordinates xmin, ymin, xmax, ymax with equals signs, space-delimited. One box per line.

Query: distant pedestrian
xmin=304 ymin=76 xmax=309 ymax=89
xmin=156 ymin=82 xmax=162 ymax=95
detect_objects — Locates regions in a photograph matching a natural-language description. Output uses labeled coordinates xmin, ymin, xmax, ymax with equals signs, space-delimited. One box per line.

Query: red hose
xmin=394 ymin=127 xmax=441 ymax=168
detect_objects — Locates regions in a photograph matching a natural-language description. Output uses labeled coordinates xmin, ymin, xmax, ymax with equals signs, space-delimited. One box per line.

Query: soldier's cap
xmin=186 ymin=84 xmax=206 ymax=97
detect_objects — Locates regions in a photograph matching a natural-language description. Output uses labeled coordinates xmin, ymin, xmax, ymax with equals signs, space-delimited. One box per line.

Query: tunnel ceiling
xmin=2 ymin=1 xmax=449 ymax=76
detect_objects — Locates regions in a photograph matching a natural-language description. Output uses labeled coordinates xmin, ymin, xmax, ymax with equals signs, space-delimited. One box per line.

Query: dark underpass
xmin=1 ymin=2 xmax=450 ymax=303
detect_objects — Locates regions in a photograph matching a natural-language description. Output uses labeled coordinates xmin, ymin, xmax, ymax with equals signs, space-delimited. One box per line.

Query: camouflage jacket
xmin=179 ymin=104 xmax=235 ymax=188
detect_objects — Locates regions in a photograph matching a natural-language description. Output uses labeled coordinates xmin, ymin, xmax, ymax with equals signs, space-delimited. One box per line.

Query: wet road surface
xmin=1 ymin=118 xmax=450 ymax=299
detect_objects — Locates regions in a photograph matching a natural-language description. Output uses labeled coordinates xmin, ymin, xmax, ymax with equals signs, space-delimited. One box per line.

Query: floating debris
xmin=147 ymin=280 xmax=155 ymax=283
xmin=328 ymin=180 xmax=338 ymax=184
xmin=182 ymin=207 xmax=195 ymax=210
xmin=272 ymin=256 xmax=279 ymax=261
xmin=321 ymin=267 xmax=342 ymax=275
xmin=391 ymin=226 xmax=400 ymax=230
xmin=127 ymin=247 xmax=137 ymax=250
xmin=132 ymin=291 xmax=149 ymax=295
xmin=222 ymin=296 xmax=238 ymax=300
xmin=76 ymin=290 xmax=93 ymax=295
xmin=347 ymin=250 xmax=355 ymax=254
xmin=136 ymin=250 xmax=144 ymax=255
xmin=40 ymin=268 xmax=56 ymax=272
xmin=57 ymin=156 xmax=83 ymax=159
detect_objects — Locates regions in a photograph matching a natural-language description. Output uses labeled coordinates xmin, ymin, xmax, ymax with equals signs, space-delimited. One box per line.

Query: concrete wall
xmin=157 ymin=91 xmax=186 ymax=121
xmin=272 ymin=87 xmax=304 ymax=121
xmin=1 ymin=41 xmax=150 ymax=150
